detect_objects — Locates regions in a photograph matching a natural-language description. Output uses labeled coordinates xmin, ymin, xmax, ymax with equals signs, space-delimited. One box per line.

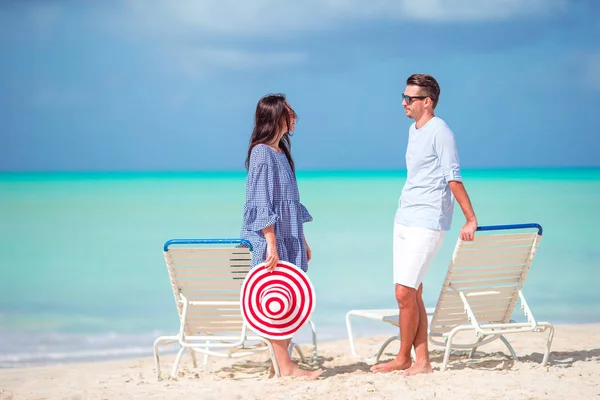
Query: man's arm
xmin=449 ymin=180 xmax=477 ymax=241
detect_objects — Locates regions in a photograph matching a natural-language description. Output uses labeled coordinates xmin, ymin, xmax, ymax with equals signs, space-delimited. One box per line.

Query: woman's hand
xmin=263 ymin=226 xmax=279 ymax=272
xmin=305 ymin=236 xmax=312 ymax=263
xmin=264 ymin=241 xmax=279 ymax=272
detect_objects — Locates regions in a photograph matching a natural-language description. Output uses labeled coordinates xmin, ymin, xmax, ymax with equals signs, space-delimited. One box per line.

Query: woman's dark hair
xmin=245 ymin=93 xmax=298 ymax=173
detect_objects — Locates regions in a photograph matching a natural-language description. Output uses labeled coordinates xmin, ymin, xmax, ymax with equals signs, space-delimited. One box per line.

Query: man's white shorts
xmin=393 ymin=223 xmax=445 ymax=289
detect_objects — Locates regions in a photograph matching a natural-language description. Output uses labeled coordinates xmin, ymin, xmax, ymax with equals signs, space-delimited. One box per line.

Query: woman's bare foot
xmin=370 ymin=357 xmax=412 ymax=373
xmin=279 ymin=366 xmax=323 ymax=380
xmin=402 ymin=361 xmax=433 ymax=376
xmin=268 ymin=359 xmax=298 ymax=378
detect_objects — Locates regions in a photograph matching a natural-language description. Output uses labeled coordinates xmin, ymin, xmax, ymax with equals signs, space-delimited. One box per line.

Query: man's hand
xmin=460 ymin=219 xmax=478 ymax=241
xmin=449 ymin=181 xmax=477 ymax=242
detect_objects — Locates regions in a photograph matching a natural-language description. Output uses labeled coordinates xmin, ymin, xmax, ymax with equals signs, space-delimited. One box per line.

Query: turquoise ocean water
xmin=1 ymin=169 xmax=599 ymax=367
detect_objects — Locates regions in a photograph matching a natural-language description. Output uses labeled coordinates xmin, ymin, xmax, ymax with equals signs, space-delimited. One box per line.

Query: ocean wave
xmin=0 ymin=331 xmax=173 ymax=368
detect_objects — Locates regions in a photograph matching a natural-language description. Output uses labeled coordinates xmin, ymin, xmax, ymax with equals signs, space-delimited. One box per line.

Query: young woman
xmin=241 ymin=93 xmax=321 ymax=379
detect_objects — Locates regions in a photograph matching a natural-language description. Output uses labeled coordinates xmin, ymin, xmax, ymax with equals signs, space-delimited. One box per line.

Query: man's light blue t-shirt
xmin=395 ymin=116 xmax=462 ymax=231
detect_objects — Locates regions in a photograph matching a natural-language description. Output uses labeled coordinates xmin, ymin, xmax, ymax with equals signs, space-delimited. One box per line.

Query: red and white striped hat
xmin=240 ymin=261 xmax=315 ymax=340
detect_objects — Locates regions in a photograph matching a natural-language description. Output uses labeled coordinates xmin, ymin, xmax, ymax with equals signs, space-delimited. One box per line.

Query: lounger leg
xmin=469 ymin=336 xmax=486 ymax=359
xmin=202 ymin=341 xmax=210 ymax=366
xmin=171 ymin=347 xmax=187 ymax=378
xmin=266 ymin=342 xmax=280 ymax=378
xmin=374 ymin=335 xmax=400 ymax=363
xmin=541 ymin=323 xmax=555 ymax=365
xmin=190 ymin=348 xmax=198 ymax=368
xmin=153 ymin=338 xmax=163 ymax=380
xmin=308 ymin=319 xmax=319 ymax=363
xmin=153 ymin=336 xmax=179 ymax=380
xmin=498 ymin=335 xmax=518 ymax=361
xmin=441 ymin=334 xmax=455 ymax=372
xmin=345 ymin=312 xmax=360 ymax=358
xmin=289 ymin=342 xmax=306 ymax=363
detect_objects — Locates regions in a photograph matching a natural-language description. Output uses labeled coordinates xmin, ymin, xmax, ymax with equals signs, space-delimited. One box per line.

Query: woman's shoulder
xmin=250 ymin=144 xmax=275 ymax=164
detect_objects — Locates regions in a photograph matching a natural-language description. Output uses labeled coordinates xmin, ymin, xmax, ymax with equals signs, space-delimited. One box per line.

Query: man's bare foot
xmin=279 ymin=366 xmax=323 ymax=380
xmin=402 ymin=361 xmax=433 ymax=376
xmin=370 ymin=357 xmax=412 ymax=373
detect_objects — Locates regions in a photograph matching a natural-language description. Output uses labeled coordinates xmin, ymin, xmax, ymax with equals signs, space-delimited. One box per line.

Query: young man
xmin=371 ymin=74 xmax=478 ymax=376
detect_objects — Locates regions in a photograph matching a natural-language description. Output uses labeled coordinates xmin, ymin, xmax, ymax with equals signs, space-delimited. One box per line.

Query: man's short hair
xmin=406 ymin=74 xmax=440 ymax=109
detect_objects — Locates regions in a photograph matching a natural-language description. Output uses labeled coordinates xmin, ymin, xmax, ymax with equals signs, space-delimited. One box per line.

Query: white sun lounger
xmin=153 ymin=238 xmax=318 ymax=379
xmin=346 ymin=223 xmax=554 ymax=371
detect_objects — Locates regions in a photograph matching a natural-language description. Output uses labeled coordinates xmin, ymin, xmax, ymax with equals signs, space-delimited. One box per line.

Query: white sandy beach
xmin=1 ymin=323 xmax=599 ymax=400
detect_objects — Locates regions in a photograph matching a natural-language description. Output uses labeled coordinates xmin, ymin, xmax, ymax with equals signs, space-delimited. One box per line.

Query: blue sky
xmin=1 ymin=0 xmax=599 ymax=171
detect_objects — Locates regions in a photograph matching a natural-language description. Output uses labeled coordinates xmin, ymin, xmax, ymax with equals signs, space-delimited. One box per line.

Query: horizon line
xmin=1 ymin=166 xmax=599 ymax=176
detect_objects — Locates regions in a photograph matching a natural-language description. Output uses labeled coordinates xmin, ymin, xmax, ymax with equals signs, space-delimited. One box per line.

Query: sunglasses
xmin=402 ymin=94 xmax=428 ymax=105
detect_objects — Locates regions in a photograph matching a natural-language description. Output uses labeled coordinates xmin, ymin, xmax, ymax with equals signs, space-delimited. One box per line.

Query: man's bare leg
xmin=404 ymin=284 xmax=433 ymax=375
xmin=271 ymin=339 xmax=322 ymax=379
xmin=370 ymin=284 xmax=417 ymax=373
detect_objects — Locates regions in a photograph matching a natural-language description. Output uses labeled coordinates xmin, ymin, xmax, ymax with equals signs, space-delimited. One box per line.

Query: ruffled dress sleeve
xmin=243 ymin=154 xmax=279 ymax=232
xmin=300 ymin=203 xmax=313 ymax=223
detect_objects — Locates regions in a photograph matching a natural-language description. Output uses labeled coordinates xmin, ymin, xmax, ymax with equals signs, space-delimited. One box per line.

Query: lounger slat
xmin=436 ymin=298 xmax=514 ymax=310
xmin=167 ymin=248 xmax=251 ymax=256
xmin=185 ymin=333 xmax=247 ymax=338
xmin=450 ymin=277 xmax=522 ymax=289
xmin=173 ymin=267 xmax=249 ymax=278
xmin=168 ymin=257 xmax=250 ymax=265
xmin=186 ymin=323 xmax=243 ymax=337
xmin=451 ymin=266 xmax=525 ymax=276
xmin=186 ymin=317 xmax=244 ymax=323
xmin=173 ymin=273 xmax=248 ymax=280
xmin=453 ymin=255 xmax=529 ymax=268
xmin=187 ymin=310 xmax=241 ymax=316
xmin=186 ymin=326 xmax=246 ymax=333
xmin=450 ymin=286 xmax=519 ymax=297
xmin=458 ymin=241 xmax=534 ymax=251
xmin=186 ymin=317 xmax=244 ymax=324
xmin=430 ymin=318 xmax=469 ymax=327
xmin=461 ymin=233 xmax=535 ymax=243
xmin=436 ymin=308 xmax=511 ymax=321
xmin=176 ymin=282 xmax=243 ymax=291
xmin=439 ymin=293 xmax=513 ymax=301
xmin=450 ymin=275 xmax=524 ymax=285
xmin=172 ymin=272 xmax=248 ymax=278
xmin=186 ymin=322 xmax=244 ymax=329
xmin=457 ymin=246 xmax=532 ymax=258
xmin=454 ymin=296 xmax=515 ymax=307
xmin=450 ymin=272 xmax=524 ymax=282
xmin=435 ymin=304 xmax=511 ymax=314
xmin=185 ymin=302 xmax=241 ymax=308
xmin=431 ymin=319 xmax=470 ymax=327
xmin=169 ymin=260 xmax=251 ymax=267
xmin=450 ymin=272 xmax=525 ymax=283
xmin=438 ymin=304 xmax=512 ymax=315
xmin=460 ymin=241 xmax=533 ymax=253
xmin=174 ymin=277 xmax=246 ymax=283
xmin=178 ymin=294 xmax=240 ymax=300
xmin=181 ymin=291 xmax=240 ymax=296
xmin=179 ymin=295 xmax=240 ymax=302
xmin=170 ymin=261 xmax=250 ymax=267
